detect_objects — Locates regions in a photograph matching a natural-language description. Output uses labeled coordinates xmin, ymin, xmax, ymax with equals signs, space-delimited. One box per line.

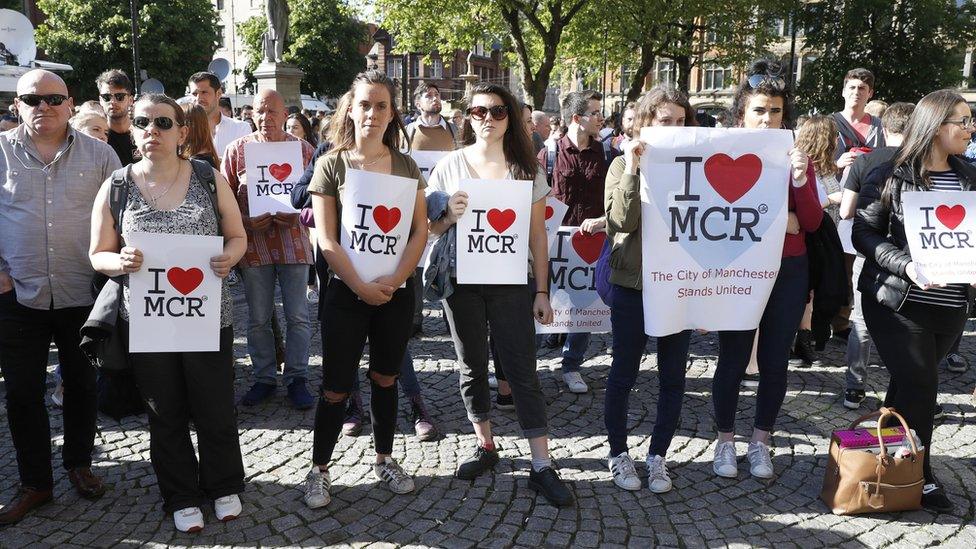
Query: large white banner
xmin=339 ymin=168 xmax=418 ymax=283
xmin=244 ymin=141 xmax=303 ymax=216
xmin=639 ymin=127 xmax=793 ymax=336
xmin=536 ymin=226 xmax=611 ymax=334
xmin=455 ymin=178 xmax=532 ymax=284
xmin=126 ymin=232 xmax=224 ymax=353
xmin=902 ymin=191 xmax=976 ymax=284
xmin=411 ymin=150 xmax=450 ymax=181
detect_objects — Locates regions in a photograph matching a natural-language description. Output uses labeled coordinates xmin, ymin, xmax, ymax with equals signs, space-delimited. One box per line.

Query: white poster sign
xmin=339 ymin=168 xmax=418 ymax=283
xmin=536 ymin=226 xmax=611 ymax=334
xmin=244 ymin=141 xmax=303 ymax=216
xmin=126 ymin=232 xmax=224 ymax=353
xmin=639 ymin=126 xmax=794 ymax=336
xmin=411 ymin=150 xmax=450 ymax=180
xmin=455 ymin=178 xmax=532 ymax=284
xmin=545 ymin=195 xmax=570 ymax=244
xmin=902 ymin=191 xmax=976 ymax=284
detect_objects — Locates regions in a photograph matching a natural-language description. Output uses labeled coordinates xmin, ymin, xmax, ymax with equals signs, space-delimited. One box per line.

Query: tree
xmin=377 ymin=0 xmax=592 ymax=108
xmin=236 ymin=0 xmax=367 ymax=97
xmin=797 ymin=0 xmax=976 ymax=113
xmin=34 ymin=0 xmax=219 ymax=99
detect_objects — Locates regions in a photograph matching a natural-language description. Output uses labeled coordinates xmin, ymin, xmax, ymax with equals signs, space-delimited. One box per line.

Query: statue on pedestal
xmin=263 ymin=0 xmax=290 ymax=63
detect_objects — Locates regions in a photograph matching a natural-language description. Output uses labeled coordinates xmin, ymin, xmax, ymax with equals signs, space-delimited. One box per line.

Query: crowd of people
xmin=0 ymin=57 xmax=972 ymax=534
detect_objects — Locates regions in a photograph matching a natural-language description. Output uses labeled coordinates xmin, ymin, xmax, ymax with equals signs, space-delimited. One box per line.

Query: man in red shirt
xmin=832 ymin=68 xmax=886 ymax=173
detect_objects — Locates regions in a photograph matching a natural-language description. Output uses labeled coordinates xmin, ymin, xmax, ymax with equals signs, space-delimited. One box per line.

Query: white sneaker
xmin=747 ymin=441 xmax=775 ymax=479
xmin=488 ymin=373 xmax=498 ymax=389
xmin=646 ymin=454 xmax=673 ymax=493
xmin=306 ymin=286 xmax=319 ymax=304
xmin=303 ymin=466 xmax=331 ymax=509
xmin=214 ymin=494 xmax=242 ymax=522
xmin=374 ymin=457 xmax=415 ymax=494
xmin=173 ymin=507 xmax=204 ymax=533
xmin=608 ymin=452 xmax=641 ymax=491
xmin=562 ymin=371 xmax=588 ymax=394
xmin=713 ymin=440 xmax=738 ymax=478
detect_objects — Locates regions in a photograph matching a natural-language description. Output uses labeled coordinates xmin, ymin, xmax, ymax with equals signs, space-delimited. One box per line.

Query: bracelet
xmin=535 ymin=290 xmax=549 ymax=295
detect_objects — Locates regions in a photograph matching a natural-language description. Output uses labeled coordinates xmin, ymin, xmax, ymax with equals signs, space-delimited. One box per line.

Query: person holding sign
xmin=304 ymin=71 xmax=428 ymax=508
xmin=853 ymin=89 xmax=976 ymax=512
xmin=711 ymin=60 xmax=822 ymax=482
xmin=602 ymin=85 xmax=697 ymax=493
xmin=426 ymin=82 xmax=574 ymax=507
xmin=89 ymin=94 xmax=248 ymax=533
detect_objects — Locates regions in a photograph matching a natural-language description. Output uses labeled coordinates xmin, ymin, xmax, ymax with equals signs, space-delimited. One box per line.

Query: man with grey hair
xmin=0 ymin=70 xmax=121 ymax=524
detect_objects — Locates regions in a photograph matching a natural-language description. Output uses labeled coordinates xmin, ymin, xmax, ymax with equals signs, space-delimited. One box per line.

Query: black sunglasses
xmin=132 ymin=116 xmax=179 ymax=131
xmin=18 ymin=94 xmax=68 ymax=107
xmin=99 ymin=92 xmax=130 ymax=102
xmin=747 ymin=74 xmax=786 ymax=91
xmin=467 ymin=105 xmax=509 ymax=121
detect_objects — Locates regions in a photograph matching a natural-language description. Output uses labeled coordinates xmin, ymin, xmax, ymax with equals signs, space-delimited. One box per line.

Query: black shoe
xmin=456 ymin=445 xmax=500 ymax=480
xmin=792 ymin=329 xmax=820 ymax=367
xmin=495 ymin=392 xmax=515 ymax=411
xmin=945 ymin=353 xmax=970 ymax=373
xmin=528 ymin=466 xmax=574 ymax=507
xmin=921 ymin=482 xmax=954 ymax=513
xmin=933 ymin=404 xmax=945 ymax=420
xmin=843 ymin=389 xmax=865 ymax=410
xmin=832 ymin=327 xmax=851 ymax=343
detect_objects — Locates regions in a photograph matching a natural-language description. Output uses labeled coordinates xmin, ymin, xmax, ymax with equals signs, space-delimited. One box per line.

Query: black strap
xmin=108 ymin=166 xmax=131 ymax=240
xmin=188 ymin=158 xmax=223 ymax=236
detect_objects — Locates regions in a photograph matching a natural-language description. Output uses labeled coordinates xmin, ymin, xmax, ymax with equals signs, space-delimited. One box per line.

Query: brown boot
xmin=67 ymin=468 xmax=106 ymax=500
xmin=0 ymin=486 xmax=53 ymax=525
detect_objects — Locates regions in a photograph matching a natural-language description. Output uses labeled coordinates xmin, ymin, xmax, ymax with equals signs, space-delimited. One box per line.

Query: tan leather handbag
xmin=820 ymin=407 xmax=924 ymax=515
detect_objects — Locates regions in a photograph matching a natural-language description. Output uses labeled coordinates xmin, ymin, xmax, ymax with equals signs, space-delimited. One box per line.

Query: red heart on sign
xmin=545 ymin=206 xmax=555 ymax=220
xmin=936 ymin=204 xmax=966 ymax=230
xmin=487 ymin=208 xmax=517 ymax=233
xmin=268 ymin=163 xmax=292 ymax=182
xmin=572 ymin=231 xmax=606 ymax=264
xmin=703 ymin=153 xmax=763 ymax=204
xmin=372 ymin=205 xmax=402 ymax=234
xmin=167 ymin=267 xmax=204 ymax=296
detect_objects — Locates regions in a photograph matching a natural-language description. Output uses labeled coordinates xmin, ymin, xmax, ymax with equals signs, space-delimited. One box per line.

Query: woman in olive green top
xmin=303 ymin=71 xmax=428 ymax=508
xmin=603 ymin=85 xmax=696 ymax=494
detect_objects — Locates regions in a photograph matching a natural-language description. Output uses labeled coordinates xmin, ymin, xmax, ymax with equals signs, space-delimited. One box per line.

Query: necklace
xmin=348 ymin=149 xmax=388 ymax=170
xmin=140 ymin=162 xmax=183 ymax=208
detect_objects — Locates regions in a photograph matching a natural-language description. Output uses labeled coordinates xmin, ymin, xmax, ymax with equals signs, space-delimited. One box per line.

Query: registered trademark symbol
xmin=758 ymin=204 xmax=768 ymax=214
xmin=202 ymin=296 xmax=208 ymax=301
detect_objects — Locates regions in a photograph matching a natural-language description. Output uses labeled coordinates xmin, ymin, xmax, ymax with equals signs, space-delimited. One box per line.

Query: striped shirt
xmin=905 ymin=170 xmax=968 ymax=308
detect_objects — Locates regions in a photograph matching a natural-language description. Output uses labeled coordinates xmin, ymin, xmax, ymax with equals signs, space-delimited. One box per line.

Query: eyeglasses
xmin=467 ymin=105 xmax=509 ymax=121
xmin=747 ymin=74 xmax=786 ymax=91
xmin=99 ymin=92 xmax=130 ymax=102
xmin=132 ymin=116 xmax=179 ymax=131
xmin=17 ymin=94 xmax=68 ymax=107
xmin=944 ymin=117 xmax=976 ymax=129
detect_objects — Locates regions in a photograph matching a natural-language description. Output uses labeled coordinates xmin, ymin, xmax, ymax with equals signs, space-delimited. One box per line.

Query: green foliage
xmin=34 ymin=0 xmax=219 ymax=99
xmin=236 ymin=16 xmax=266 ymax=91
xmin=0 ymin=0 xmax=22 ymax=12
xmin=797 ymin=0 xmax=976 ymax=113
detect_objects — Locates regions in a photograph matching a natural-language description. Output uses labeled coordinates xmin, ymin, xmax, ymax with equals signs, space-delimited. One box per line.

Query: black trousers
xmin=0 ymin=290 xmax=97 ymax=490
xmin=128 ymin=325 xmax=245 ymax=513
xmin=862 ymin=297 xmax=966 ymax=482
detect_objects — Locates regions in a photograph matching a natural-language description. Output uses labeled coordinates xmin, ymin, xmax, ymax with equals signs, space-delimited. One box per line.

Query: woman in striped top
xmin=853 ymin=89 xmax=976 ymax=513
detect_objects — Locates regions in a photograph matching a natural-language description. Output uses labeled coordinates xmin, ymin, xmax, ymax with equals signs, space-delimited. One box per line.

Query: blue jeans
xmin=241 ymin=263 xmax=312 ymax=386
xmin=561 ymin=333 xmax=590 ymax=373
xmin=604 ymin=285 xmax=691 ymax=457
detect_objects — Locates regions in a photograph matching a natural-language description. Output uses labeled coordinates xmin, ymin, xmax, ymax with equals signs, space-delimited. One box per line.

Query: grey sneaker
xmin=608 ymin=452 xmax=641 ymax=491
xmin=303 ymin=467 xmax=331 ymax=509
xmin=713 ymin=440 xmax=738 ymax=478
xmin=646 ymin=454 xmax=673 ymax=493
xmin=747 ymin=441 xmax=774 ymax=479
xmin=374 ymin=457 xmax=415 ymax=494
xmin=946 ymin=353 xmax=969 ymax=373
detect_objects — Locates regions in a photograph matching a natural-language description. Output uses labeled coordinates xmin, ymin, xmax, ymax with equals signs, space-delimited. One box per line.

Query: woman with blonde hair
xmin=69 ymin=110 xmax=110 ymax=143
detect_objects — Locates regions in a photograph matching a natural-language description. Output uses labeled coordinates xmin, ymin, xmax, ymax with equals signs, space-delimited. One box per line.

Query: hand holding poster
xmin=902 ymin=191 xmax=976 ymax=284
xmin=455 ymin=178 xmax=532 ymax=284
xmin=536 ymin=226 xmax=611 ymax=334
xmin=244 ymin=141 xmax=303 ymax=216
xmin=339 ymin=168 xmax=419 ymax=284
xmin=639 ymin=127 xmax=793 ymax=336
xmin=125 ymin=232 xmax=224 ymax=353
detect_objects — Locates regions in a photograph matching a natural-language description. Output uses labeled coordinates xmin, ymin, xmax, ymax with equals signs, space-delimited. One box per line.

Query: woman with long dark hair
xmin=711 ymin=59 xmax=822 ymax=481
xmin=286 ymin=112 xmax=318 ymax=148
xmin=181 ymin=103 xmax=220 ymax=168
xmin=853 ymin=89 xmax=976 ymax=512
xmin=603 ymin=85 xmax=696 ymax=493
xmin=426 ymin=82 xmax=573 ymax=507
xmin=304 ymin=70 xmax=428 ymax=507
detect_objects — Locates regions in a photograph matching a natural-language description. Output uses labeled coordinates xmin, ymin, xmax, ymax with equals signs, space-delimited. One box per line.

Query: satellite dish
xmin=141 ymin=78 xmax=165 ymax=94
xmin=0 ymin=9 xmax=37 ymax=66
xmin=208 ymin=58 xmax=231 ymax=81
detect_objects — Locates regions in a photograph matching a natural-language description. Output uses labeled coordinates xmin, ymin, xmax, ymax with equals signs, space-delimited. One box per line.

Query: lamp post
xmin=130 ymin=0 xmax=141 ymax=93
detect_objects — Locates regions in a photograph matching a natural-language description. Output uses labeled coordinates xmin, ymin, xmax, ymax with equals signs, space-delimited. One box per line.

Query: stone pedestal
xmin=460 ymin=73 xmax=479 ymax=98
xmin=254 ymin=61 xmax=304 ymax=110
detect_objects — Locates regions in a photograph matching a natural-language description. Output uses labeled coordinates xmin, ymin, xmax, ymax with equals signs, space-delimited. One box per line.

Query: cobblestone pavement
xmin=1 ymin=285 xmax=975 ymax=548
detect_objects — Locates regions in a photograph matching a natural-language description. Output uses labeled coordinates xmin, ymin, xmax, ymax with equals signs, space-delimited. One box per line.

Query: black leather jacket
xmin=852 ymin=154 xmax=976 ymax=311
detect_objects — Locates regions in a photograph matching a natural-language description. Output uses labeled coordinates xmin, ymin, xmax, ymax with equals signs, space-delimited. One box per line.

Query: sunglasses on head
xmin=132 ymin=116 xmax=179 ymax=131
xmin=747 ymin=74 xmax=786 ymax=92
xmin=99 ymin=92 xmax=130 ymax=102
xmin=18 ymin=94 xmax=68 ymax=107
xmin=467 ymin=105 xmax=509 ymax=121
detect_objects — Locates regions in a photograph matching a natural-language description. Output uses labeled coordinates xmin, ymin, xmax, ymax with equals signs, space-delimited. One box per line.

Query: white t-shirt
xmin=214 ymin=115 xmax=252 ymax=162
